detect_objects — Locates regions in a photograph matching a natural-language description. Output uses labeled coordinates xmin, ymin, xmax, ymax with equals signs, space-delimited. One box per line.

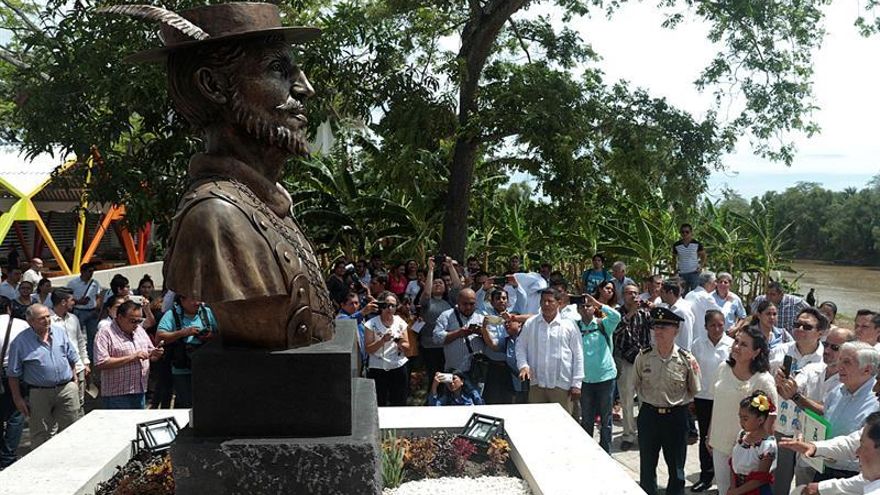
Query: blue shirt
xmin=712 ymin=292 xmax=747 ymax=330
xmin=337 ymin=310 xmax=368 ymax=365
xmin=7 ymin=325 xmax=78 ymax=387
xmin=157 ymin=305 xmax=218 ymax=375
xmin=581 ymin=269 xmax=610 ymax=294
xmin=824 ymin=377 xmax=880 ymax=471
xmin=580 ymin=305 xmax=621 ymax=383
xmin=427 ymin=386 xmax=485 ymax=406
xmin=479 ymin=307 xmax=509 ymax=362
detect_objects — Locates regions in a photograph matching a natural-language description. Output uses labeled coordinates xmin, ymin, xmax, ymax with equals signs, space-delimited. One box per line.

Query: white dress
xmin=730 ymin=430 xmax=777 ymax=495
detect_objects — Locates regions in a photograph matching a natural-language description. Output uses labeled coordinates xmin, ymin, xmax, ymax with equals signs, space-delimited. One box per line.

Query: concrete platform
xmin=380 ymin=403 xmax=644 ymax=495
xmin=0 ymin=409 xmax=190 ymax=495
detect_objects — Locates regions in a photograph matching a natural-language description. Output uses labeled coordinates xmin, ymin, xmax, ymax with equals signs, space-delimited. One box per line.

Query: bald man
xmin=433 ymin=288 xmax=486 ymax=379
xmin=21 ymin=258 xmax=43 ymax=286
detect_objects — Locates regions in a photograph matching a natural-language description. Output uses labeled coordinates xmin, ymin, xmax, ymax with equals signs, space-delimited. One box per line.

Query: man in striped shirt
xmin=672 ymin=223 xmax=706 ymax=294
xmin=94 ymin=300 xmax=164 ymax=409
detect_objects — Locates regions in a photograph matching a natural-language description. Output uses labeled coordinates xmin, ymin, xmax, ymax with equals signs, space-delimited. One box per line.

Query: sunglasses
xmin=793 ymin=322 xmax=816 ymax=331
xmin=826 ymin=342 xmax=842 ymax=352
xmin=680 ymin=230 xmax=691 ymax=234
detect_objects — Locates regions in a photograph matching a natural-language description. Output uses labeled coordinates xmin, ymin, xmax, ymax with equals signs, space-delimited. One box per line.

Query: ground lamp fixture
xmin=132 ymin=417 xmax=180 ymax=455
xmin=459 ymin=413 xmax=505 ymax=445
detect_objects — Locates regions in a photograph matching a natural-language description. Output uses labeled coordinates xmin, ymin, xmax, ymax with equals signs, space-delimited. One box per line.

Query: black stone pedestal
xmin=171 ymin=320 xmax=381 ymax=494
xmin=188 ymin=323 xmax=359 ymax=437
xmin=172 ymin=378 xmax=382 ymax=495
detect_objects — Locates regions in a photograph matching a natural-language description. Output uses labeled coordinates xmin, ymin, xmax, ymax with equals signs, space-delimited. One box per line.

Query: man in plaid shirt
xmin=750 ymin=281 xmax=810 ymax=333
xmin=94 ymin=300 xmax=164 ymax=409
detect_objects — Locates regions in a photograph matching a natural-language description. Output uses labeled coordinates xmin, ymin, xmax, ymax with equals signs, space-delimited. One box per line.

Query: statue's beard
xmin=230 ymin=91 xmax=310 ymax=156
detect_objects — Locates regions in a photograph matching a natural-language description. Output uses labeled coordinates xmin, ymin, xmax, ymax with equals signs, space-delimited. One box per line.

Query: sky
xmin=573 ymin=2 xmax=880 ymax=200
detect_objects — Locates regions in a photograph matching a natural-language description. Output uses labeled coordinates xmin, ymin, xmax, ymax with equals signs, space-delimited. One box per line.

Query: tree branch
xmin=0 ymin=45 xmax=28 ymax=69
xmin=0 ymin=0 xmax=43 ymax=36
xmin=507 ymin=18 xmax=531 ymax=63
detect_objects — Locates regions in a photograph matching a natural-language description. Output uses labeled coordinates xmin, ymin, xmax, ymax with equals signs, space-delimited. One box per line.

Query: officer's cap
xmin=651 ymin=306 xmax=683 ymax=326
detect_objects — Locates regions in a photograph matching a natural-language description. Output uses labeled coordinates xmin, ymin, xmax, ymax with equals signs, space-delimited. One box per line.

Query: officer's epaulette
xmin=640 ymin=346 xmax=652 ymax=354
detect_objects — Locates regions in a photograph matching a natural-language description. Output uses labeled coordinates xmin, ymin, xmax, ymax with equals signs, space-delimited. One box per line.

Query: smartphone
xmin=569 ymin=295 xmax=586 ymax=305
xmin=438 ymin=373 xmax=454 ymax=383
xmin=782 ymin=355 xmax=794 ymax=378
xmin=434 ymin=254 xmax=446 ymax=265
xmin=492 ymin=276 xmax=507 ymax=285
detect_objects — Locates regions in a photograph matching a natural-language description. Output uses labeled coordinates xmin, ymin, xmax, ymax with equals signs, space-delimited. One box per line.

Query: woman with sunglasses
xmin=364 ymin=291 xmax=410 ymax=406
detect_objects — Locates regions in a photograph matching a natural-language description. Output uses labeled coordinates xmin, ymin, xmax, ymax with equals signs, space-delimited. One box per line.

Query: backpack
xmin=165 ymin=304 xmax=213 ymax=370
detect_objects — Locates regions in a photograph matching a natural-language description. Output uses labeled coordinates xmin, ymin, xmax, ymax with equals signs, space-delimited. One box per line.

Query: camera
xmin=438 ymin=373 xmax=454 ymax=383
xmin=344 ymin=263 xmax=366 ymax=293
xmin=569 ymin=295 xmax=586 ymax=305
xmin=127 ymin=295 xmax=145 ymax=305
xmin=468 ymin=323 xmax=482 ymax=334
xmin=492 ymin=276 xmax=507 ymax=285
xmin=434 ymin=254 xmax=446 ymax=266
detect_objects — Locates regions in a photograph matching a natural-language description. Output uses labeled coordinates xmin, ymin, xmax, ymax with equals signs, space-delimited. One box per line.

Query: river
xmin=786 ymin=260 xmax=880 ymax=318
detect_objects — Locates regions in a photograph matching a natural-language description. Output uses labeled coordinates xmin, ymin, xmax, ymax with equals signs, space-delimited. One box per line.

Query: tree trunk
xmin=439 ymin=0 xmax=527 ymax=261
xmin=440 ymin=138 xmax=479 ymax=260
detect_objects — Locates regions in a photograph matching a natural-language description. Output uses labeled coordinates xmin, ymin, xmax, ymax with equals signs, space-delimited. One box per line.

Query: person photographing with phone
xmin=427 ymin=369 xmax=484 ymax=406
xmin=94 ymin=301 xmax=165 ymax=409
xmin=577 ymin=292 xmax=621 ymax=453
xmin=364 ymin=291 xmax=410 ymax=406
xmin=433 ymin=288 xmax=486 ymax=387
xmin=156 ymin=295 xmax=217 ymax=408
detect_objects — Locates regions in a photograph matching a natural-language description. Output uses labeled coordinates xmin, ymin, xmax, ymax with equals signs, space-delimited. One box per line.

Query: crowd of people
xmin=2 ymin=222 xmax=880 ymax=495
xmin=328 ymin=224 xmax=880 ymax=495
xmin=0 ymin=259 xmax=215 ymax=468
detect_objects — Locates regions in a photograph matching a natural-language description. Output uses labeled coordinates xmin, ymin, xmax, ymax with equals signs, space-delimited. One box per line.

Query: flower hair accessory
xmin=750 ymin=393 xmax=776 ymax=413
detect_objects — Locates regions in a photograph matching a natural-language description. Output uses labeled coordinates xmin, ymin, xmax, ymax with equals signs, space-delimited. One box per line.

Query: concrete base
xmin=0 ymin=409 xmax=190 ymax=495
xmin=172 ymin=378 xmax=381 ymax=495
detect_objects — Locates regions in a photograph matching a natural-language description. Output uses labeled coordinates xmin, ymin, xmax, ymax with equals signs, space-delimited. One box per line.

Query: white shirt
xmin=21 ymin=268 xmax=41 ymax=285
xmin=797 ymin=362 xmax=840 ymax=404
xmin=513 ymin=272 xmax=548 ymax=315
xmin=665 ymin=298 xmax=696 ymax=351
xmin=691 ymin=334 xmax=733 ymax=400
xmin=769 ymin=340 xmax=824 ymax=375
xmin=812 ymin=428 xmax=863 ymax=494
xmin=0 ymin=315 xmax=29 ymax=368
xmin=51 ymin=311 xmax=88 ymax=372
xmin=684 ymin=287 xmax=722 ymax=342
xmin=0 ymin=281 xmax=18 ymax=301
xmin=864 ymin=479 xmax=880 ymax=495
xmin=516 ymin=312 xmax=584 ymax=391
xmin=559 ymin=303 xmax=581 ymax=322
xmin=67 ymin=276 xmax=103 ymax=310
xmin=404 ymin=280 xmax=421 ymax=302
xmin=364 ymin=315 xmax=408 ymax=371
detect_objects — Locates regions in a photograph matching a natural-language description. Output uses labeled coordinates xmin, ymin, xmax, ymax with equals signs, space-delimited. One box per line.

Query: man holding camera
xmin=516 ymin=289 xmax=584 ymax=414
xmin=156 ymin=295 xmax=217 ymax=408
xmin=614 ymin=282 xmax=653 ymax=451
xmin=433 ymin=289 xmax=486 ymax=383
xmin=337 ymin=291 xmax=377 ymax=375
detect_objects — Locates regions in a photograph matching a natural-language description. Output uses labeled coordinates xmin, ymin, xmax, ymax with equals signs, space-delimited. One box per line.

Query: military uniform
xmin=633 ymin=307 xmax=701 ymax=495
xmin=163 ymin=153 xmax=335 ymax=350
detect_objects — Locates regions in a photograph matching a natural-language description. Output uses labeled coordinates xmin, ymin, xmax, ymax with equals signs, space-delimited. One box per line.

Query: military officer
xmin=634 ymin=306 xmax=702 ymax=495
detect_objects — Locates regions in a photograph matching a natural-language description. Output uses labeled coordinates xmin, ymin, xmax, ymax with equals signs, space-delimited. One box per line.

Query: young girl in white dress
xmin=729 ymin=390 xmax=777 ymax=495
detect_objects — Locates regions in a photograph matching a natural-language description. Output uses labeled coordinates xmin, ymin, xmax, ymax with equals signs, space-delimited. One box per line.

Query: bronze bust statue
xmin=101 ymin=3 xmax=334 ymax=349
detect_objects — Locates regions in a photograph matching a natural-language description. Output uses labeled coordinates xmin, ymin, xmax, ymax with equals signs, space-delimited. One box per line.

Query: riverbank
xmin=785 ymin=259 xmax=880 ymax=326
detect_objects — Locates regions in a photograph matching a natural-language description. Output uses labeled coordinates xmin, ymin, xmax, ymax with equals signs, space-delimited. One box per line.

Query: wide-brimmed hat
xmin=99 ymin=2 xmax=321 ymax=64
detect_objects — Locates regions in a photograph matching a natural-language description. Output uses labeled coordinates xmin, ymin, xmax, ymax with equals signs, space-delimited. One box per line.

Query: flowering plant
xmin=750 ymin=393 xmax=776 ymax=413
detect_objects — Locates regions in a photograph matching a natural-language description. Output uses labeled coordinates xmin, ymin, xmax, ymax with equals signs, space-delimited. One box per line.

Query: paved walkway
xmin=604 ymin=405 xmax=720 ymax=495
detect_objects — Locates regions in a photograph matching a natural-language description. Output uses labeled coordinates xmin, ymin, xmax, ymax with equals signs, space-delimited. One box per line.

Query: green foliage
xmin=381 ymin=430 xmax=406 ymax=489
xmin=0 ymin=0 xmax=856 ymax=259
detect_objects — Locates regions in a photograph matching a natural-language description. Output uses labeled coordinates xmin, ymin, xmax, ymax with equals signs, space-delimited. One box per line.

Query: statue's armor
xmin=163 ymin=176 xmax=334 ymax=349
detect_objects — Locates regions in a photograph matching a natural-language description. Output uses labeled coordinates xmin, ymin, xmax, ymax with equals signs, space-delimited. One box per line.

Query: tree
xmin=0 ymin=0 xmax=854 ymax=260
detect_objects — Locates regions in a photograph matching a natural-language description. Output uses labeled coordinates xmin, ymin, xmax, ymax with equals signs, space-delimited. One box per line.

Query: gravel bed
xmin=383 ymin=476 xmax=532 ymax=495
